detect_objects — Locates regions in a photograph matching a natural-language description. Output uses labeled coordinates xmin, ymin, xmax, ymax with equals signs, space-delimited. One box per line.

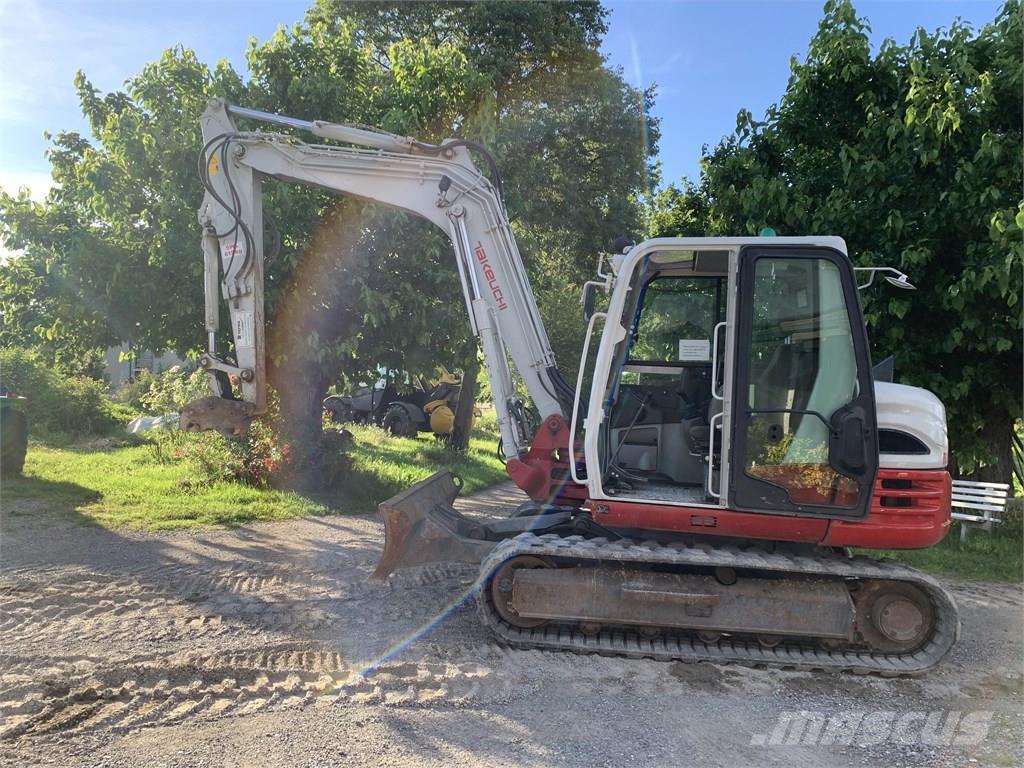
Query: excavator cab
xmin=586 ymin=240 xmax=880 ymax=524
xmin=596 ymin=251 xmax=729 ymax=502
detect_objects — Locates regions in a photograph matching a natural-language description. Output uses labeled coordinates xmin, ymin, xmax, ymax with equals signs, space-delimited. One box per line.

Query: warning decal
xmin=221 ymin=242 xmax=244 ymax=263
xmin=234 ymin=311 xmax=254 ymax=348
xmin=678 ymin=339 xmax=711 ymax=362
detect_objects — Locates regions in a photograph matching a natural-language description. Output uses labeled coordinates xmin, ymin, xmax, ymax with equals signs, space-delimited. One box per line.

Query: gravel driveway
xmin=1 ymin=483 xmax=1020 ymax=767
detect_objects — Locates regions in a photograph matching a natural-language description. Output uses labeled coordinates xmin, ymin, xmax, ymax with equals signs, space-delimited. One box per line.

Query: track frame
xmin=476 ymin=533 xmax=959 ymax=676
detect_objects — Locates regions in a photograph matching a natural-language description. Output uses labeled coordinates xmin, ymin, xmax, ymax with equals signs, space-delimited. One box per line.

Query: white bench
xmin=951 ymin=480 xmax=1010 ymax=542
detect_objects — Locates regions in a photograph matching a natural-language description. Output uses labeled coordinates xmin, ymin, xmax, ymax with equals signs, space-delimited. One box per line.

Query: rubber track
xmin=477 ymin=533 xmax=960 ymax=676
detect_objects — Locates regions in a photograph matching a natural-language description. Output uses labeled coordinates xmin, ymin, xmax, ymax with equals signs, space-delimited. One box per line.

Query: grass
xmin=340 ymin=423 xmax=507 ymax=509
xmin=1 ymin=421 xmax=508 ymax=531
xmin=2 ymin=442 xmax=329 ymax=530
xmin=865 ymin=520 xmax=1023 ymax=583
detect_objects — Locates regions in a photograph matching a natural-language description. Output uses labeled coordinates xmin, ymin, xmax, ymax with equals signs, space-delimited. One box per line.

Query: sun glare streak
xmin=346 ymin=576 xmax=483 ymax=682
xmin=345 ymin=504 xmax=569 ymax=682
xmin=626 ymin=30 xmax=657 ymax=205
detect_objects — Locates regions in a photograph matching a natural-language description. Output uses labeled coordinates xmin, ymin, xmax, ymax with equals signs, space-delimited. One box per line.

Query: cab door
xmin=728 ymin=246 xmax=878 ymax=518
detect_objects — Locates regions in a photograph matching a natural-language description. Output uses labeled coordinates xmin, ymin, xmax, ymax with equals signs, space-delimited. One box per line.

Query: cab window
xmin=630 ymin=277 xmax=724 ymax=364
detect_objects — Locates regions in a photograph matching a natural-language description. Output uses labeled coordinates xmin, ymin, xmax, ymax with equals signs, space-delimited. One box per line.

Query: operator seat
xmin=686 ymin=396 xmax=722 ymax=452
xmin=679 ymin=367 xmax=719 ymax=454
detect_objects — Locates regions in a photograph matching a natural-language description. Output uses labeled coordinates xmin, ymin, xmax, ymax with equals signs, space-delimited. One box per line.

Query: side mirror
xmin=582 ymin=283 xmax=598 ymax=322
xmin=855 ymin=266 xmax=916 ymax=291
xmin=829 ymin=404 xmax=868 ymax=475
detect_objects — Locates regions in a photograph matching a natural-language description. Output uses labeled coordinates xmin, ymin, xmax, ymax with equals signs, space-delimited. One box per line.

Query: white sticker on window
xmin=679 ymin=339 xmax=711 ymax=361
xmin=234 ymin=311 xmax=254 ymax=348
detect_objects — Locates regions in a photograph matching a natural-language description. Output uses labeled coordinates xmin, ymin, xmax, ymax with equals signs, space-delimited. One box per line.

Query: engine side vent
xmin=879 ymin=495 xmax=913 ymax=507
xmin=878 ymin=429 xmax=930 ymax=455
xmin=871 ymin=469 xmax=950 ymax=522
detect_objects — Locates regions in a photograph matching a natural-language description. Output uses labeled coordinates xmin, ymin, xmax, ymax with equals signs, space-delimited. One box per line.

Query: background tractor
xmin=324 ymin=367 xmax=463 ymax=440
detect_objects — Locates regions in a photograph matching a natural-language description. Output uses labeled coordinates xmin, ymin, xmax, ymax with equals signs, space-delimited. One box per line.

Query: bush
xmin=150 ymin=396 xmax=351 ymax=491
xmin=1001 ymin=497 xmax=1022 ymax=536
xmin=208 ymin=420 xmax=296 ymax=488
xmin=0 ymin=347 xmax=118 ymax=439
xmin=471 ymin=410 xmax=500 ymax=443
xmin=166 ymin=426 xmax=352 ymax=490
xmin=148 ymin=426 xmax=286 ymax=488
xmin=103 ymin=401 xmax=140 ymax=426
xmin=116 ymin=366 xmax=208 ymax=415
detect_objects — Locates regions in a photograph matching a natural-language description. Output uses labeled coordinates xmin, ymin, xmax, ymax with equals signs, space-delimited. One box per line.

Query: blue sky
xmin=0 ymin=0 xmax=1003 ymax=201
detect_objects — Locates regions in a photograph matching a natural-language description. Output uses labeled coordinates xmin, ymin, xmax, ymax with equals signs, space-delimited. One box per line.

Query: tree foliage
xmin=0 ymin=1 xmax=657 ymax=451
xmin=651 ymin=0 xmax=1022 ymax=482
xmin=1 ymin=50 xmax=241 ymax=364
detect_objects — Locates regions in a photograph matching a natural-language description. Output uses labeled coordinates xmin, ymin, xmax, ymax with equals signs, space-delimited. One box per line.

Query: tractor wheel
xmin=382 ymin=405 xmax=417 ymax=438
xmin=0 ymin=408 xmax=28 ymax=477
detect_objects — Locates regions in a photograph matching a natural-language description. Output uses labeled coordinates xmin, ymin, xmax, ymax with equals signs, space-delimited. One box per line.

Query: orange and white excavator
xmin=182 ymin=100 xmax=957 ymax=674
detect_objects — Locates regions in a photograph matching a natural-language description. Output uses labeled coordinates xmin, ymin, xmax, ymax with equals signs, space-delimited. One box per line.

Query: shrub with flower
xmin=149 ymin=388 xmax=351 ymax=490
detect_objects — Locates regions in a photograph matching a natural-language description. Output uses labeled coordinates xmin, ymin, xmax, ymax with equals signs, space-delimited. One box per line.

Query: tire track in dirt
xmin=0 ymin=562 xmax=395 ymax=646
xmin=0 ymin=596 xmax=344 ymax=646
xmin=0 ymin=565 xmax=329 ymax=604
xmin=0 ymin=643 xmax=348 ymax=740
xmin=0 ymin=554 xmax=520 ymax=741
xmin=0 ymin=560 xmax=450 ymax=614
xmin=0 ymin=644 xmax=526 ymax=740
xmin=0 ymin=557 xmax=472 ymax=658
xmin=949 ymin=581 xmax=1022 ymax=608
xmin=335 ymin=660 xmax=518 ymax=708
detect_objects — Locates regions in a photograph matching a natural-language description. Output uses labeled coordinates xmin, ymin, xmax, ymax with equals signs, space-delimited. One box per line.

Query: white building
xmin=103 ymin=344 xmax=188 ymax=389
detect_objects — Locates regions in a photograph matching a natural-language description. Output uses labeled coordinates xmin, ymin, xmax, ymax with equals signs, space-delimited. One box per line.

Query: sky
xmin=0 ymin=0 xmax=1004 ymax=204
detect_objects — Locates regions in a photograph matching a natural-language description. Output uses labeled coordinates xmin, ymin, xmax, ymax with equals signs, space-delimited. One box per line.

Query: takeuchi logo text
xmin=474 ymin=241 xmax=508 ymax=311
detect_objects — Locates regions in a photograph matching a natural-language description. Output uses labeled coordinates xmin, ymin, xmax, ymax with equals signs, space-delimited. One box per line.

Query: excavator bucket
xmin=372 ymin=471 xmax=499 ymax=579
xmin=180 ymin=396 xmax=257 ymax=439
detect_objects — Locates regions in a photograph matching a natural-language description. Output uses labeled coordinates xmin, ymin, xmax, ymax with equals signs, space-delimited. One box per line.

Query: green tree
xmin=651 ymin=0 xmax=1022 ymax=483
xmin=0 ymin=50 xmax=242 ymax=368
xmin=0 ymin=1 xmax=656 ymax=462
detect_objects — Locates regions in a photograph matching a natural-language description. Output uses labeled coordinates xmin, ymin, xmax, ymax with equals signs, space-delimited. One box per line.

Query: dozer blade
xmin=180 ymin=396 xmax=257 ymax=438
xmin=373 ymin=471 xmax=500 ymax=579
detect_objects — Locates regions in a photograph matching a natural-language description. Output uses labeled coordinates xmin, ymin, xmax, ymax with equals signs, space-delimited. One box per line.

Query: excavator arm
xmin=183 ymin=99 xmax=574 ymax=459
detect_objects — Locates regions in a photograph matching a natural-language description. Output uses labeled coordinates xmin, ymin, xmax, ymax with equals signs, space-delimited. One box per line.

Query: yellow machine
xmin=423 ymin=366 xmax=462 ymax=437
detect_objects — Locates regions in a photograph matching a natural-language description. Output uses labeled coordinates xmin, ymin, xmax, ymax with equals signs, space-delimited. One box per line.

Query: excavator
xmin=182 ymin=99 xmax=958 ymax=675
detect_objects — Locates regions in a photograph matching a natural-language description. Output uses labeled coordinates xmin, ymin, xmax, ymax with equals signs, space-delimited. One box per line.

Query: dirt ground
xmin=1 ymin=483 xmax=1021 ymax=768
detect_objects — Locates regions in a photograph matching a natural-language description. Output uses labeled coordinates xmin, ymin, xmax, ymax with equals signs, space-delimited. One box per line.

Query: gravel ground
xmin=1 ymin=483 xmax=1020 ymax=767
